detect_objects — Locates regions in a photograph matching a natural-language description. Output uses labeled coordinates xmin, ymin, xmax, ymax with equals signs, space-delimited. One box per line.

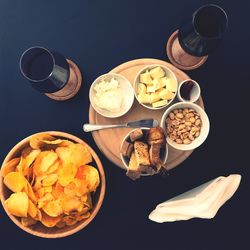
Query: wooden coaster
xmin=166 ymin=30 xmax=208 ymax=70
xmin=45 ymin=59 xmax=82 ymax=101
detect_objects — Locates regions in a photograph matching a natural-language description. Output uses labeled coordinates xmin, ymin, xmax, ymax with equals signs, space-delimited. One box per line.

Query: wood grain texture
xmin=166 ymin=30 xmax=208 ymax=70
xmin=45 ymin=59 xmax=82 ymax=101
xmin=0 ymin=131 xmax=105 ymax=238
xmin=89 ymin=58 xmax=204 ymax=171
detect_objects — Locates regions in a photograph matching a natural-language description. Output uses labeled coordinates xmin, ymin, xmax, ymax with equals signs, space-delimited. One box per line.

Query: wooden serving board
xmin=89 ymin=58 xmax=204 ymax=171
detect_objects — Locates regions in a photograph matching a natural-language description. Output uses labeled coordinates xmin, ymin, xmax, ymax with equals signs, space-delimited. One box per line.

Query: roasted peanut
xmin=183 ymin=139 xmax=191 ymax=144
xmin=185 ymin=121 xmax=192 ymax=126
xmin=176 ymin=113 xmax=184 ymax=119
xmin=176 ymin=139 xmax=182 ymax=144
xmin=195 ymin=131 xmax=200 ymax=137
xmin=189 ymin=134 xmax=195 ymax=140
xmin=169 ymin=112 xmax=175 ymax=120
xmin=178 ymin=124 xmax=186 ymax=130
xmin=190 ymin=117 xmax=196 ymax=123
xmin=195 ymin=119 xmax=201 ymax=126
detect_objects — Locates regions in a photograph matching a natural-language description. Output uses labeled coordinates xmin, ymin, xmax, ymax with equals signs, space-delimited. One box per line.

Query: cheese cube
xmin=137 ymin=93 xmax=151 ymax=104
xmin=140 ymin=70 xmax=153 ymax=85
xmin=150 ymin=92 xmax=161 ymax=104
xmin=152 ymin=78 xmax=163 ymax=91
xmin=149 ymin=66 xmax=165 ymax=79
xmin=161 ymin=77 xmax=177 ymax=92
xmin=152 ymin=99 xmax=168 ymax=108
xmin=137 ymin=83 xmax=147 ymax=95
xmin=158 ymin=88 xmax=175 ymax=100
xmin=147 ymin=85 xmax=156 ymax=93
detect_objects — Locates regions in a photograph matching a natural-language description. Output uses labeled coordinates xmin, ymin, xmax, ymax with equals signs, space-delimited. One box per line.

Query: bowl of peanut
xmin=160 ymin=102 xmax=210 ymax=151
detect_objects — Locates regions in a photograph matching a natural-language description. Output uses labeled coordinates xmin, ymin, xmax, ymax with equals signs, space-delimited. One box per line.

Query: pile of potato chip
xmin=1 ymin=134 xmax=100 ymax=228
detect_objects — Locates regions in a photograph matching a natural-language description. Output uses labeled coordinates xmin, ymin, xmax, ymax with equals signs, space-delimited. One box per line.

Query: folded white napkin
xmin=149 ymin=174 xmax=241 ymax=223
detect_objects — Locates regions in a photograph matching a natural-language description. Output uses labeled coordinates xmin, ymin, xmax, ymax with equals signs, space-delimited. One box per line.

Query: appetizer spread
xmin=2 ymin=133 xmax=100 ymax=228
xmin=121 ymin=127 xmax=166 ymax=180
xmin=137 ymin=66 xmax=177 ymax=108
xmin=94 ymin=78 xmax=123 ymax=112
xmin=166 ymin=108 xmax=202 ymax=144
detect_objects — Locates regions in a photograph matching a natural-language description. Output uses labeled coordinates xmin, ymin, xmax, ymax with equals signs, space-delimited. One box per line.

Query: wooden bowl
xmin=0 ymin=131 xmax=106 ymax=238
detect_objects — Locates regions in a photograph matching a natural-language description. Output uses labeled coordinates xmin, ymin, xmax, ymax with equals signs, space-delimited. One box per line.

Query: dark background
xmin=0 ymin=0 xmax=249 ymax=249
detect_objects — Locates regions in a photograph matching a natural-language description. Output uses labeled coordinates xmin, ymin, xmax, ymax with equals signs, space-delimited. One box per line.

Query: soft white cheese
xmin=94 ymin=78 xmax=122 ymax=112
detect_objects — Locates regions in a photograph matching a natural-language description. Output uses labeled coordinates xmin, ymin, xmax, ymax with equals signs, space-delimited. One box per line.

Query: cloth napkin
xmin=149 ymin=174 xmax=241 ymax=223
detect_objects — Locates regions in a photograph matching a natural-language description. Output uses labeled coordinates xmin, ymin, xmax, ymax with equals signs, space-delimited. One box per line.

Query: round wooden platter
xmin=89 ymin=58 xmax=204 ymax=171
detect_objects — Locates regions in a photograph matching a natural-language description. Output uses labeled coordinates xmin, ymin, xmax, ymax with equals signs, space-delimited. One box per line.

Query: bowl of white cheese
xmin=89 ymin=73 xmax=134 ymax=118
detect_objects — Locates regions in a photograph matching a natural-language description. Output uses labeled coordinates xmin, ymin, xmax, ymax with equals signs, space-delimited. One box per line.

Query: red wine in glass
xmin=20 ymin=47 xmax=70 ymax=93
xmin=178 ymin=4 xmax=228 ymax=57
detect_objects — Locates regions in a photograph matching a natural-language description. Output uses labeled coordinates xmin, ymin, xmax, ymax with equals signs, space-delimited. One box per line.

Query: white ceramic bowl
xmin=160 ymin=102 xmax=210 ymax=151
xmin=177 ymin=79 xmax=201 ymax=103
xmin=133 ymin=64 xmax=178 ymax=110
xmin=120 ymin=128 xmax=168 ymax=176
xmin=89 ymin=73 xmax=134 ymax=118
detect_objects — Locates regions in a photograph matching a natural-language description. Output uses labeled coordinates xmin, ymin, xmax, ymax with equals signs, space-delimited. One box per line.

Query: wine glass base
xmin=166 ymin=30 xmax=208 ymax=70
xmin=45 ymin=59 xmax=82 ymax=101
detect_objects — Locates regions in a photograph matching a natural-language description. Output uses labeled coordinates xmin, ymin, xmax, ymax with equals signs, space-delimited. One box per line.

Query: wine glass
xmin=178 ymin=4 xmax=228 ymax=57
xmin=167 ymin=4 xmax=228 ymax=70
xmin=20 ymin=46 xmax=82 ymax=100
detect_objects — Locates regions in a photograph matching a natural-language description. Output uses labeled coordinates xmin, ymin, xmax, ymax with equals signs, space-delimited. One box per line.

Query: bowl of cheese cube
xmin=134 ymin=65 xmax=178 ymax=109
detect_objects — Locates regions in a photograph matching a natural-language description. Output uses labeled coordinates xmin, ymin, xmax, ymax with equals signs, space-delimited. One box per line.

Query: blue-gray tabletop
xmin=0 ymin=0 xmax=249 ymax=249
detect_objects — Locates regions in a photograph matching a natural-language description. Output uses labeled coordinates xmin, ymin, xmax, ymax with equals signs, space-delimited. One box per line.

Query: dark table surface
xmin=0 ymin=0 xmax=249 ymax=249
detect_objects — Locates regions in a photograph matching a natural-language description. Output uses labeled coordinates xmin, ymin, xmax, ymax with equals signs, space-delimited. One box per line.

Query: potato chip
xmin=24 ymin=181 xmax=37 ymax=203
xmin=58 ymin=140 xmax=74 ymax=147
xmin=55 ymin=147 xmax=72 ymax=163
xmin=76 ymin=165 xmax=100 ymax=192
xmin=41 ymin=139 xmax=63 ymax=145
xmin=41 ymin=212 xmax=62 ymax=227
xmin=43 ymin=200 xmax=63 ymax=217
xmin=85 ymin=193 xmax=93 ymax=209
xmin=30 ymin=134 xmax=57 ymax=149
xmin=34 ymin=209 xmax=42 ymax=221
xmin=38 ymin=193 xmax=54 ymax=209
xmin=28 ymin=199 xmax=38 ymax=218
xmin=62 ymin=215 xmax=78 ymax=226
xmin=27 ymin=165 xmax=34 ymax=184
xmin=1 ymin=157 xmax=20 ymax=177
xmin=81 ymin=194 xmax=88 ymax=203
xmin=21 ymin=216 xmax=37 ymax=227
xmin=63 ymin=181 xmax=77 ymax=197
xmin=64 ymin=179 xmax=88 ymax=197
xmin=76 ymin=211 xmax=91 ymax=222
xmin=3 ymin=172 xmax=26 ymax=193
xmin=44 ymin=186 xmax=52 ymax=193
xmin=56 ymin=144 xmax=92 ymax=167
xmin=33 ymin=176 xmax=44 ymax=191
xmin=69 ymin=144 xmax=92 ymax=166
xmin=58 ymin=162 xmax=77 ymax=187
xmin=33 ymin=151 xmax=58 ymax=176
xmin=20 ymin=148 xmax=41 ymax=176
xmin=36 ymin=188 xmax=45 ymax=198
xmin=56 ymin=220 xmax=66 ymax=228
xmin=62 ymin=195 xmax=83 ymax=215
xmin=51 ymin=182 xmax=64 ymax=199
xmin=5 ymin=192 xmax=28 ymax=217
xmin=47 ymin=160 xmax=60 ymax=174
xmin=42 ymin=174 xmax=58 ymax=187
